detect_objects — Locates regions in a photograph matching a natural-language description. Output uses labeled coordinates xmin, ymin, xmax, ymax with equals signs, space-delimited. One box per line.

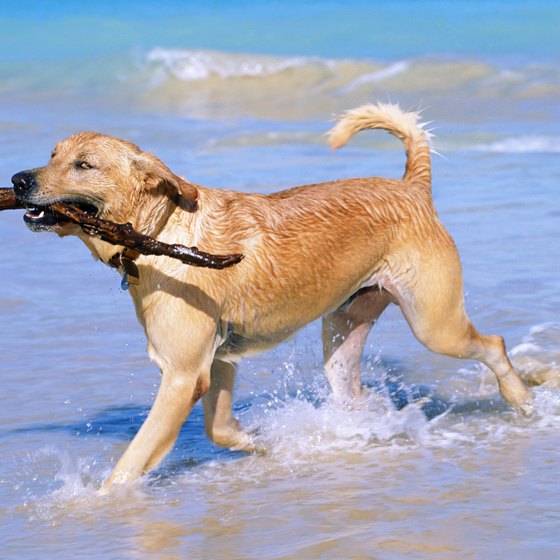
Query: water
xmin=1 ymin=1 xmax=560 ymax=558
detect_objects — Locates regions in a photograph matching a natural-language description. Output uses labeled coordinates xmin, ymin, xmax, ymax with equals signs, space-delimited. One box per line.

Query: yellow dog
xmin=12 ymin=103 xmax=536 ymax=491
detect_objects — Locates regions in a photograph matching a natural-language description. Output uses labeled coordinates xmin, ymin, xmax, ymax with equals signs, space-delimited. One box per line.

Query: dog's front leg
xmin=100 ymin=366 xmax=210 ymax=492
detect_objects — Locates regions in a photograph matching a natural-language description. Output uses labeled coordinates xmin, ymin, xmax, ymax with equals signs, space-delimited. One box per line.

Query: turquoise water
xmin=2 ymin=1 xmax=559 ymax=60
xmin=1 ymin=2 xmax=560 ymax=559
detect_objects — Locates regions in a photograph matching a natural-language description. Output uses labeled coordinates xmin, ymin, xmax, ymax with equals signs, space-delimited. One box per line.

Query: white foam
xmin=509 ymin=342 xmax=542 ymax=356
xmin=248 ymin=393 xmax=431 ymax=463
xmin=18 ymin=446 xmax=154 ymax=523
xmin=525 ymin=322 xmax=560 ymax=339
xmin=340 ymin=60 xmax=410 ymax=93
xmin=474 ymin=135 xmax=560 ymax=154
xmin=19 ymin=447 xmax=98 ymax=521
xmin=17 ymin=321 xmax=560 ymax=512
xmin=145 ymin=48 xmax=314 ymax=82
xmin=176 ymin=367 xmax=560 ymax=490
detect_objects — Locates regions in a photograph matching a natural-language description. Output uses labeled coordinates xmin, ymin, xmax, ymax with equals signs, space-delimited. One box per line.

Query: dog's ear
xmin=132 ymin=153 xmax=199 ymax=205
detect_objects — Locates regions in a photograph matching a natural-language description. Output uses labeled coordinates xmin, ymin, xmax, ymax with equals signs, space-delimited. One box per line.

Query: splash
xmin=16 ymin=446 xmax=154 ymax=525
xmin=12 ymin=322 xmax=560 ymax=519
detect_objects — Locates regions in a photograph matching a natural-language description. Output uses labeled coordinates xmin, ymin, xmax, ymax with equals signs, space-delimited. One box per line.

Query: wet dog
xmin=12 ymin=103 xmax=535 ymax=491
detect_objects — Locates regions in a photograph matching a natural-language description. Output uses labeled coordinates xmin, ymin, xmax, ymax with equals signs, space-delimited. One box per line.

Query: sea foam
xmin=474 ymin=136 xmax=560 ymax=154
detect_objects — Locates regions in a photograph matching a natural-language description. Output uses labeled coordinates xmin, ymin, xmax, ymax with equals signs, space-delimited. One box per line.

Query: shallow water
xmin=1 ymin=2 xmax=560 ymax=559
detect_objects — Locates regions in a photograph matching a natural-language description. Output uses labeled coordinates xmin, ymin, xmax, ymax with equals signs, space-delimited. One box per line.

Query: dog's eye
xmin=75 ymin=160 xmax=94 ymax=170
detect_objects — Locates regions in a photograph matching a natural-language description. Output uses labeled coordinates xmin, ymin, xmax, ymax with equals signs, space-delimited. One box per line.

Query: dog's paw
xmin=515 ymin=398 xmax=534 ymax=416
xmin=230 ymin=428 xmax=267 ymax=455
xmin=514 ymin=355 xmax=560 ymax=388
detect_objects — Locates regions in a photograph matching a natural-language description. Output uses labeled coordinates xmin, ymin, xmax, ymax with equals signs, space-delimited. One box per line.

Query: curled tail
xmin=328 ymin=102 xmax=432 ymax=191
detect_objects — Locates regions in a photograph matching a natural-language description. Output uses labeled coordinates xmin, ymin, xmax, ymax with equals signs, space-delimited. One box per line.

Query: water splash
xmin=10 ymin=323 xmax=560 ymax=523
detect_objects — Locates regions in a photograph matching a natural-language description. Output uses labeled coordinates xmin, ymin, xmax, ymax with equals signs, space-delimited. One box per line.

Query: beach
xmin=0 ymin=2 xmax=559 ymax=558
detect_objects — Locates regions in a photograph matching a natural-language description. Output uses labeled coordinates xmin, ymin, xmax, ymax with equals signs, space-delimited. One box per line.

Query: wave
xmin=144 ymin=48 xmax=321 ymax=82
xmin=474 ymin=135 xmax=560 ymax=154
xmin=339 ymin=60 xmax=411 ymax=93
xmin=1 ymin=48 xmax=559 ymax=126
xmin=127 ymin=49 xmax=560 ymax=121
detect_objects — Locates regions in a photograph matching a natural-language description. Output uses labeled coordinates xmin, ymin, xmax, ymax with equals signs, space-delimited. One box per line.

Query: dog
xmin=11 ymin=103 xmax=536 ymax=491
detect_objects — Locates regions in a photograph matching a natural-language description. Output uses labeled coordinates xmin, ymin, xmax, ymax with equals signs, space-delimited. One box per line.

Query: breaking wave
xmin=126 ymin=49 xmax=560 ymax=122
xmin=1 ymin=48 xmax=558 ymax=127
xmin=474 ymin=135 xmax=560 ymax=154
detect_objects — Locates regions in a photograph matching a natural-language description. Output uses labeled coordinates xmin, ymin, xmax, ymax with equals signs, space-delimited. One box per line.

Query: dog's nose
xmin=11 ymin=171 xmax=37 ymax=197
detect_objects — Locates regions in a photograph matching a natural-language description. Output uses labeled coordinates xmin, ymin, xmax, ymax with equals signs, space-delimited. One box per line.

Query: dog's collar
xmin=107 ymin=248 xmax=141 ymax=290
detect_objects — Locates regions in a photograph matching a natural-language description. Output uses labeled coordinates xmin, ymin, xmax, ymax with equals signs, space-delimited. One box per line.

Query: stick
xmin=0 ymin=188 xmax=243 ymax=269
xmin=0 ymin=188 xmax=25 ymax=211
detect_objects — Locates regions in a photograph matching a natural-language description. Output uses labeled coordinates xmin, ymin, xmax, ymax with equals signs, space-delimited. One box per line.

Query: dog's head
xmin=11 ymin=132 xmax=199 ymax=237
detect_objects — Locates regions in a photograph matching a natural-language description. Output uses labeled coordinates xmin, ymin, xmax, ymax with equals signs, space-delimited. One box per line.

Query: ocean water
xmin=0 ymin=2 xmax=560 ymax=559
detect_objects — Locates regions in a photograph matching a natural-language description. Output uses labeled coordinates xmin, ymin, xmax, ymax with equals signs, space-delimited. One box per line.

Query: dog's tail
xmin=328 ymin=102 xmax=432 ymax=191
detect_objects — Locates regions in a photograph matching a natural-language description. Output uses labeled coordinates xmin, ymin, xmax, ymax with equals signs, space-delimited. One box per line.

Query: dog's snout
xmin=11 ymin=171 xmax=37 ymax=197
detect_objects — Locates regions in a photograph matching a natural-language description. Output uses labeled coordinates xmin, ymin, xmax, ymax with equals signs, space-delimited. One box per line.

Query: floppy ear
xmin=132 ymin=152 xmax=199 ymax=205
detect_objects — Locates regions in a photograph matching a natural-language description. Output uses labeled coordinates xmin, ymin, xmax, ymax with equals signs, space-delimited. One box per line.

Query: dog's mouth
xmin=23 ymin=199 xmax=101 ymax=231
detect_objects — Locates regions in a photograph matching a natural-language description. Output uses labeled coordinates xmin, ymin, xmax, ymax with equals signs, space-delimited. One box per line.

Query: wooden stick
xmin=0 ymin=188 xmax=243 ymax=269
xmin=0 ymin=187 xmax=25 ymax=211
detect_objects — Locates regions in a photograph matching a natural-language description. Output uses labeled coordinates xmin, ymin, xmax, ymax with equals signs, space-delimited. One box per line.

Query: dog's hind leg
xmin=203 ymin=359 xmax=257 ymax=451
xmin=322 ymin=287 xmax=391 ymax=403
xmin=392 ymin=247 xmax=533 ymax=413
